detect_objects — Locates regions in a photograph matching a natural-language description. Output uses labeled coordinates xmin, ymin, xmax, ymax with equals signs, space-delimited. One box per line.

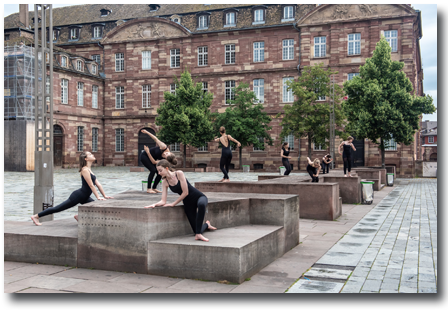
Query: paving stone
xmin=366 ymin=270 xmax=386 ymax=280
xmin=4 ymin=261 xmax=31 ymax=271
xmin=9 ymin=274 xmax=85 ymax=291
xmin=63 ymin=279 xmax=151 ymax=293
xmin=362 ymin=279 xmax=382 ymax=292
xmin=4 ymin=270 xmax=38 ymax=284
xmin=304 ymin=267 xmax=352 ymax=280
xmin=55 ymin=268 xmax=125 ymax=281
xmin=17 ymin=288 xmax=74 ymax=293
xmin=399 ymin=286 xmax=417 ymax=293
xmin=287 ymin=280 xmax=344 ymax=293
xmin=230 ymin=284 xmax=286 ymax=293
xmin=7 ymin=264 xmax=69 ymax=275
xmin=169 ymin=279 xmax=238 ymax=293
xmin=109 ymin=273 xmax=184 ymax=288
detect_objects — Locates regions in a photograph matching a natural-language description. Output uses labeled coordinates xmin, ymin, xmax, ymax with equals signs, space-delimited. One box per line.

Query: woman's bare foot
xmin=74 ymin=215 xmax=78 ymax=221
xmin=223 ymin=179 xmax=230 ymax=183
xmin=218 ymin=178 xmax=225 ymax=182
xmin=344 ymin=174 xmax=347 ymax=177
xmin=153 ymin=189 xmax=162 ymax=193
xmin=206 ymin=220 xmax=217 ymax=230
xmin=31 ymin=215 xmax=41 ymax=226
xmin=348 ymin=174 xmax=352 ymax=177
xmin=147 ymin=189 xmax=157 ymax=194
xmin=195 ymin=234 xmax=209 ymax=242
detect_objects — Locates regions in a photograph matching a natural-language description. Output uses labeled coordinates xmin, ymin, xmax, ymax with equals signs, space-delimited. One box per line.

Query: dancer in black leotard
xmin=321 ymin=154 xmax=332 ymax=174
xmin=281 ymin=142 xmax=292 ymax=175
xmin=213 ymin=126 xmax=241 ymax=182
xmin=140 ymin=129 xmax=172 ymax=193
xmin=30 ymin=151 xmax=113 ymax=225
xmin=338 ymin=136 xmax=357 ymax=177
xmin=306 ymin=157 xmax=321 ymax=183
xmin=144 ymin=157 xmax=217 ymax=242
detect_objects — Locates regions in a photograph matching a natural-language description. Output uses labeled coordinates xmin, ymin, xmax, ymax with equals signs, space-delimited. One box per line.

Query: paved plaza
xmin=3 ymin=167 xmax=437 ymax=293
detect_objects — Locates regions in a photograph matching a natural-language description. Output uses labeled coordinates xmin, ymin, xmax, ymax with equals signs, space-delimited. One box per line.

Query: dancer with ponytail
xmin=144 ymin=155 xmax=216 ymax=242
xmin=338 ymin=136 xmax=356 ymax=177
xmin=140 ymin=129 xmax=172 ymax=193
xmin=213 ymin=126 xmax=241 ymax=182
xmin=281 ymin=142 xmax=292 ymax=175
xmin=31 ymin=151 xmax=113 ymax=225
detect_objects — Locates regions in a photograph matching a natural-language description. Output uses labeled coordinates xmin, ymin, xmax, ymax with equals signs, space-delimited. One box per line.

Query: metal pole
xmin=329 ymin=74 xmax=335 ymax=169
xmin=33 ymin=4 xmax=54 ymax=222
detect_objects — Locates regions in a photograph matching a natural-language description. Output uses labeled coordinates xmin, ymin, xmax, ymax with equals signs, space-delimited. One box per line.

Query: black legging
xmin=343 ymin=153 xmax=351 ymax=175
xmin=220 ymin=147 xmax=232 ymax=180
xmin=282 ymin=158 xmax=291 ymax=175
xmin=184 ymin=196 xmax=208 ymax=234
xmin=141 ymin=153 xmax=161 ymax=190
xmin=307 ymin=164 xmax=319 ymax=183
xmin=321 ymin=162 xmax=330 ymax=174
xmin=38 ymin=196 xmax=94 ymax=218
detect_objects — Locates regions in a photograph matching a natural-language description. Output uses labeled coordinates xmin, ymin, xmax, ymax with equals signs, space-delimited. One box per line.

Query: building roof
xmin=4 ymin=4 xmax=259 ymax=29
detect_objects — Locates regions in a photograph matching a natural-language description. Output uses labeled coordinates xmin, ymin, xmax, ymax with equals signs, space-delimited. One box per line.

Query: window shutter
xmin=207 ymin=15 xmax=210 ymax=27
xmin=223 ymin=12 xmax=226 ymax=25
xmin=263 ymin=9 xmax=266 ymax=21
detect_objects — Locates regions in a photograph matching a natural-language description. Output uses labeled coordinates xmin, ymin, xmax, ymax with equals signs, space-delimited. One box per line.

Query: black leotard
xmin=342 ymin=143 xmax=352 ymax=174
xmin=168 ymin=171 xmax=208 ymax=235
xmin=37 ymin=172 xmax=96 ymax=218
xmin=220 ymin=135 xmax=232 ymax=180
xmin=307 ymin=164 xmax=319 ymax=182
xmin=281 ymin=148 xmax=291 ymax=175
xmin=141 ymin=146 xmax=169 ymax=189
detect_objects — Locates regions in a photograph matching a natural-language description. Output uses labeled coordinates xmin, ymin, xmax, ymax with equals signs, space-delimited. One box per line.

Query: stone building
xmin=4 ymin=4 xmax=424 ymax=176
xmin=420 ymin=120 xmax=437 ymax=162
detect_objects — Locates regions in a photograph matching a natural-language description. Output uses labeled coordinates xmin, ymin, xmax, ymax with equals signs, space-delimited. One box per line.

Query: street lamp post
xmin=329 ymin=74 xmax=335 ymax=169
xmin=33 ymin=4 xmax=54 ymax=222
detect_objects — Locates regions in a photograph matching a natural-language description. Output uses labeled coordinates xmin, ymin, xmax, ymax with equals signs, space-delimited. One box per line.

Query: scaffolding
xmin=4 ymin=43 xmax=42 ymax=120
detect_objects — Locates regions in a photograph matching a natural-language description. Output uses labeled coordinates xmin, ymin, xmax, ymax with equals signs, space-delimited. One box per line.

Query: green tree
xmin=276 ymin=63 xmax=347 ymax=158
xmin=156 ymin=70 xmax=214 ymax=168
xmin=343 ymin=36 xmax=436 ymax=168
xmin=212 ymin=82 xmax=273 ymax=168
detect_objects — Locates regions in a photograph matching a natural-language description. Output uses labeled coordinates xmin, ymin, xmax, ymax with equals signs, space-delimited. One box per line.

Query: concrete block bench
xmin=321 ymin=176 xmax=361 ymax=204
xmin=130 ymin=166 xmax=145 ymax=172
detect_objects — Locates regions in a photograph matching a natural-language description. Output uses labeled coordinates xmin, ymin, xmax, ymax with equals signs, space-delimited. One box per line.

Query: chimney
xmin=19 ymin=4 xmax=29 ymax=28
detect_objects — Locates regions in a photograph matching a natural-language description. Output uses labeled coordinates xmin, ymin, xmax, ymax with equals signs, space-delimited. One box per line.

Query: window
xmin=115 ymin=128 xmax=124 ymax=152
xmin=253 ymin=42 xmax=265 ymax=62
xmin=170 ymin=143 xmax=180 ymax=152
xmin=198 ymin=46 xmax=208 ymax=66
xmin=428 ymin=136 xmax=434 ymax=144
xmin=198 ymin=143 xmax=208 ymax=152
xmin=283 ymin=6 xmax=294 ymax=19
xmin=91 ymin=64 xmax=97 ymax=75
xmin=100 ymin=9 xmax=111 ymax=17
xmin=202 ymin=82 xmax=208 ymax=94
xmin=61 ymin=79 xmax=68 ymax=104
xmin=314 ymin=36 xmax=326 ymax=58
xmin=61 ymin=56 xmax=67 ymax=67
xmin=253 ymin=137 xmax=264 ymax=151
xmin=170 ymin=49 xmax=180 ymax=68
xmin=142 ymin=85 xmax=151 ymax=108
xmin=5 ymin=34 xmax=10 ymax=41
xmin=172 ymin=18 xmax=180 ymax=24
xmin=93 ymin=26 xmax=102 ymax=38
xmin=170 ymin=83 xmax=177 ymax=95
xmin=142 ymin=51 xmax=151 ymax=70
xmin=115 ymin=53 xmax=124 ymax=72
xmin=348 ymin=73 xmax=360 ymax=81
xmin=226 ymin=12 xmax=236 ymax=26
xmin=283 ymin=134 xmax=294 ymax=150
xmin=384 ymin=30 xmax=398 ymax=52
xmin=92 ymin=127 xmax=98 ymax=152
xmin=314 ymin=143 xmax=325 ymax=151
xmin=315 ymin=88 xmax=325 ymax=101
xmin=70 ymin=28 xmax=78 ymax=40
xmin=225 ymin=80 xmax=235 ymax=104
xmin=253 ymin=79 xmax=264 ymax=103
xmin=45 ymin=77 xmax=50 ymax=102
xmin=198 ymin=15 xmax=208 ymax=29
xmin=283 ymin=77 xmax=294 ymax=103
xmin=225 ymin=44 xmax=236 ymax=64
xmin=385 ymin=137 xmax=397 ymax=151
xmin=77 ymin=82 xmax=84 ymax=106
xmin=348 ymin=33 xmax=361 ymax=55
xmin=76 ymin=60 xmax=83 ymax=71
xmin=91 ymin=85 xmax=98 ymax=109
xmin=91 ymin=54 xmax=101 ymax=66
xmin=116 ymin=87 xmax=124 ymax=109
xmin=254 ymin=9 xmax=264 ymax=23
xmin=77 ymin=126 xmax=84 ymax=151
xmin=282 ymin=39 xmax=294 ymax=60
xmin=53 ymin=30 xmax=57 ymax=41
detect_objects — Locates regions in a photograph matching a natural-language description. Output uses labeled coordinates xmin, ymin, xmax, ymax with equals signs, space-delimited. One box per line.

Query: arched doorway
xmin=138 ymin=128 xmax=156 ymax=166
xmin=53 ymin=125 xmax=63 ymax=166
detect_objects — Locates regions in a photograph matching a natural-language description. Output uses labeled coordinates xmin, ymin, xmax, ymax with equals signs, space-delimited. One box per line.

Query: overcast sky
xmin=2 ymin=3 xmax=438 ymax=121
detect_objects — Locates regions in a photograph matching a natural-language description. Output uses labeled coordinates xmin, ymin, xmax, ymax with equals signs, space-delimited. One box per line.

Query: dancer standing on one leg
xmin=338 ymin=136 xmax=356 ymax=177
xmin=140 ymin=129 xmax=172 ymax=194
xmin=144 ymin=157 xmax=216 ymax=242
xmin=281 ymin=142 xmax=292 ymax=175
xmin=321 ymin=154 xmax=332 ymax=174
xmin=213 ymin=126 xmax=241 ymax=183
xmin=31 ymin=151 xmax=113 ymax=226
xmin=306 ymin=157 xmax=321 ymax=183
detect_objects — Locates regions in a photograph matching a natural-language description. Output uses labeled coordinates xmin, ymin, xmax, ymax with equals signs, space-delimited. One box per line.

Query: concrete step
xmin=148 ymin=225 xmax=284 ymax=284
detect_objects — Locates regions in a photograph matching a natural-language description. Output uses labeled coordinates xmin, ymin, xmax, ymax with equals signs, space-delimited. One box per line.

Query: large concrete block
xmin=322 ymin=176 xmax=361 ymax=204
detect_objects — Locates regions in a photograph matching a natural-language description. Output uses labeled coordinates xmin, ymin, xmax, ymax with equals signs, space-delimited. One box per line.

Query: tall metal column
xmin=329 ymin=74 xmax=335 ymax=169
xmin=34 ymin=4 xmax=54 ymax=221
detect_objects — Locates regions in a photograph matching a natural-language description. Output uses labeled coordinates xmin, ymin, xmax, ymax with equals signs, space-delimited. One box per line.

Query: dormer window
xmin=100 ymin=9 xmax=111 ymax=17
xmin=282 ymin=5 xmax=295 ymax=22
xmin=171 ymin=16 xmax=181 ymax=24
xmin=91 ymin=64 xmax=97 ymax=75
xmin=199 ymin=15 xmax=208 ymax=29
xmin=223 ymin=9 xmax=238 ymax=27
xmin=61 ymin=56 xmax=68 ymax=67
xmin=92 ymin=24 xmax=105 ymax=39
xmin=76 ymin=60 xmax=83 ymax=72
xmin=32 ymin=17 xmax=41 ymax=24
xmin=69 ymin=26 xmax=82 ymax=40
xmin=252 ymin=6 xmax=267 ymax=25
xmin=148 ymin=4 xmax=160 ymax=12
xmin=173 ymin=18 xmax=179 ymax=23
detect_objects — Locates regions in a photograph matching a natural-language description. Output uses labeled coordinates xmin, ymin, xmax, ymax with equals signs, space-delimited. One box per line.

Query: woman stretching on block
xmin=31 ymin=151 xmax=113 ymax=225
xmin=306 ymin=157 xmax=321 ymax=183
xmin=143 ymin=154 xmax=216 ymax=242
xmin=213 ymin=126 xmax=241 ymax=182
xmin=140 ymin=129 xmax=172 ymax=193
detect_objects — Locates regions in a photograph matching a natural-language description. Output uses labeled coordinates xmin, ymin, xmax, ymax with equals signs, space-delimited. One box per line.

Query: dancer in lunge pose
xmin=321 ymin=154 xmax=333 ymax=174
xmin=144 ymin=156 xmax=216 ymax=242
xmin=306 ymin=157 xmax=321 ymax=183
xmin=281 ymin=142 xmax=292 ymax=175
xmin=213 ymin=126 xmax=241 ymax=182
xmin=31 ymin=151 xmax=113 ymax=225
xmin=338 ymin=136 xmax=356 ymax=177
xmin=140 ymin=129 xmax=172 ymax=193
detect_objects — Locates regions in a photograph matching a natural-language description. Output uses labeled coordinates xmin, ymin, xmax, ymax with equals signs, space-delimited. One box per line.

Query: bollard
xmin=142 ymin=181 xmax=148 ymax=192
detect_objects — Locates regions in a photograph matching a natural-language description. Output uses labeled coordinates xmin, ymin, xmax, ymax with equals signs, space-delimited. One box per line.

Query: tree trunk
xmin=380 ymin=138 xmax=385 ymax=169
xmin=307 ymin=134 xmax=312 ymax=158
xmin=239 ymin=146 xmax=242 ymax=169
xmin=183 ymin=144 xmax=186 ymax=168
